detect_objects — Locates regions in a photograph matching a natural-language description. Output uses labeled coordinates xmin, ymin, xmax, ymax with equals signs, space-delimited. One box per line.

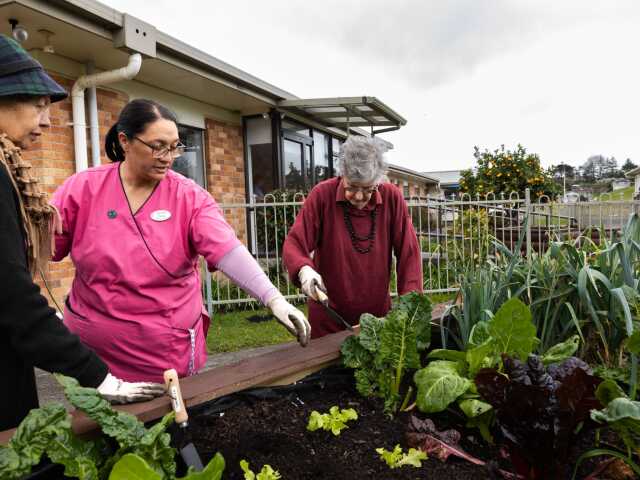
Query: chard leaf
xmin=358 ymin=314 xmax=385 ymax=352
xmin=468 ymin=321 xmax=491 ymax=347
xmin=466 ymin=339 xmax=495 ymax=378
xmin=340 ymin=336 xmax=371 ymax=369
xmin=414 ymin=361 xmax=471 ymax=413
xmin=591 ymin=397 xmax=640 ymax=424
xmin=487 ymin=298 xmax=537 ymax=360
xmin=427 ymin=349 xmax=467 ymax=362
xmin=55 ymin=374 xmax=147 ymax=448
xmin=353 ymin=369 xmax=377 ymax=397
xmin=46 ymin=429 xmax=105 ymax=480
xmin=379 ymin=310 xmax=420 ymax=370
xmin=393 ymin=291 xmax=432 ymax=350
xmin=108 ymin=453 xmax=161 ymax=480
xmin=541 ymin=335 xmax=580 ymax=365
xmin=458 ymin=398 xmax=492 ymax=418
xmin=179 ymin=452 xmax=225 ymax=479
xmin=0 ymin=403 xmax=70 ymax=480
xmin=596 ymin=379 xmax=627 ymax=406
xmin=135 ymin=412 xmax=176 ymax=477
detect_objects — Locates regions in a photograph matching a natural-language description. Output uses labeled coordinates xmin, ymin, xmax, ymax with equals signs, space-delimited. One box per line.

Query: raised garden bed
xmin=183 ymin=365 xmax=607 ymax=480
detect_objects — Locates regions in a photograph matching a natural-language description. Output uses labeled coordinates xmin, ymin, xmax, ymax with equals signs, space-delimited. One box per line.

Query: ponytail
xmin=105 ymin=123 xmax=125 ymax=162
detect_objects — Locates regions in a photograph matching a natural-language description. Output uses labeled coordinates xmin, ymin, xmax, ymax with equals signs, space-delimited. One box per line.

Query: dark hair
xmin=105 ymin=98 xmax=178 ymax=162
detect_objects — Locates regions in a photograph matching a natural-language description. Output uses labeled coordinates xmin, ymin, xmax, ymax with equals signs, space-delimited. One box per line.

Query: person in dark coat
xmin=0 ymin=34 xmax=164 ymax=432
xmin=283 ymin=136 xmax=423 ymax=338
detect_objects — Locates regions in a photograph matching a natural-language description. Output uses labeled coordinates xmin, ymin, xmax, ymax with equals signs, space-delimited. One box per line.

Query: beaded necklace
xmin=340 ymin=203 xmax=378 ymax=254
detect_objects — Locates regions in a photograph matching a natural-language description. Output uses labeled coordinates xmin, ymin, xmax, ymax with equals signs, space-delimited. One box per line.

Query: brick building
xmin=1 ymin=0 xmax=407 ymax=309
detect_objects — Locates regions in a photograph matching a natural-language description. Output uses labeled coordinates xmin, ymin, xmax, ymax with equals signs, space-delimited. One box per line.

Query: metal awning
xmin=276 ymin=96 xmax=407 ymax=135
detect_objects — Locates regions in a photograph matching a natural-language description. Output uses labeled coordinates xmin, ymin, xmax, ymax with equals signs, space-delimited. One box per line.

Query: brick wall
xmin=20 ymin=74 xmax=246 ymax=309
xmin=204 ymin=118 xmax=247 ymax=243
xmin=22 ymin=73 xmax=129 ymax=308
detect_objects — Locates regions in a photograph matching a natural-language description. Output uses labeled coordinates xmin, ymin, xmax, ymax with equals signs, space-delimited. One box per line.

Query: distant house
xmin=611 ymin=178 xmax=631 ymax=191
xmin=422 ymin=170 xmax=463 ymax=197
xmin=625 ymin=167 xmax=640 ymax=199
xmin=387 ymin=165 xmax=440 ymax=198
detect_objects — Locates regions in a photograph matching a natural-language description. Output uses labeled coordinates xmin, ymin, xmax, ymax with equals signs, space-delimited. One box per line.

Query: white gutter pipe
xmin=85 ymin=62 xmax=101 ymax=168
xmin=71 ymin=53 xmax=142 ymax=172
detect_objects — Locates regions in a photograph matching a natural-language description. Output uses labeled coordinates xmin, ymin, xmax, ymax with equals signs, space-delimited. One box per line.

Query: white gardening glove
xmin=298 ymin=265 xmax=326 ymax=302
xmin=268 ymin=295 xmax=311 ymax=347
xmin=97 ymin=373 xmax=166 ymax=404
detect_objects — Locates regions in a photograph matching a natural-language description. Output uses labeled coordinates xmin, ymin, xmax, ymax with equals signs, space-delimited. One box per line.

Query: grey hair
xmin=338 ymin=136 xmax=388 ymax=184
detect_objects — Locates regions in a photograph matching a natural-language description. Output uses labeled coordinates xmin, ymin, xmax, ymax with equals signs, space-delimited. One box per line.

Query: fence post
xmin=525 ymin=188 xmax=532 ymax=263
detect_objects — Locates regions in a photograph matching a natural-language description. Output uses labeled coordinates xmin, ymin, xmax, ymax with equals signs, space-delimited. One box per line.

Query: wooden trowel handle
xmin=315 ymin=286 xmax=329 ymax=304
xmin=163 ymin=369 xmax=188 ymax=425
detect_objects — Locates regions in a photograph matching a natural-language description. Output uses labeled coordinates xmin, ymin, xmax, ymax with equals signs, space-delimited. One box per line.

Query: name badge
xmin=150 ymin=210 xmax=171 ymax=222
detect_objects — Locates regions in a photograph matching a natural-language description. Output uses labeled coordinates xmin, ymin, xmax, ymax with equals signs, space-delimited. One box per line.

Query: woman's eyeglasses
xmin=134 ymin=136 xmax=186 ymax=159
xmin=344 ymin=184 xmax=378 ymax=195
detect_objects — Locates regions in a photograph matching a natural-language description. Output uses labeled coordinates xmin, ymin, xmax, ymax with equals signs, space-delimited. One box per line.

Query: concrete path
xmin=35 ymin=342 xmax=295 ymax=407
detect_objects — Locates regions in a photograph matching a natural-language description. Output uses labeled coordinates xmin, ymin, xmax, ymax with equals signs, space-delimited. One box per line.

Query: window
xmin=172 ymin=125 xmax=205 ymax=187
xmin=246 ymin=117 xmax=274 ymax=200
xmin=313 ymin=131 xmax=330 ymax=183
xmin=403 ymin=181 xmax=409 ymax=198
xmin=332 ymin=137 xmax=342 ymax=177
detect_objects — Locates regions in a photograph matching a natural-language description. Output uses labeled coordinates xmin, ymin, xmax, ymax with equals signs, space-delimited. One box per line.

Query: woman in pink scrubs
xmin=52 ymin=99 xmax=310 ymax=383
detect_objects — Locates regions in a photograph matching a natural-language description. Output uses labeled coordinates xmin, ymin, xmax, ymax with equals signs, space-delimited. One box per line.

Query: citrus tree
xmin=459 ymin=144 xmax=558 ymax=200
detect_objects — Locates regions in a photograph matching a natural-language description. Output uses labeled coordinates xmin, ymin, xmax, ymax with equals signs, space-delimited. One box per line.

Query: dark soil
xmin=185 ymin=368 xmax=617 ymax=480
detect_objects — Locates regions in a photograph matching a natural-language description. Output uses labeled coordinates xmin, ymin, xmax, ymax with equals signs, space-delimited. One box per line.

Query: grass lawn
xmin=205 ymin=293 xmax=455 ymax=354
xmin=593 ymin=186 xmax=634 ymax=200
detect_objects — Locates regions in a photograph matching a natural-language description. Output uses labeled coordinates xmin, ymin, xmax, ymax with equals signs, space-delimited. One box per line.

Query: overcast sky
xmin=106 ymin=0 xmax=640 ymax=173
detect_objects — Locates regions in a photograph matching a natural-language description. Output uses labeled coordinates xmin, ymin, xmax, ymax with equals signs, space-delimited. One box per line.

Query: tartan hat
xmin=0 ymin=34 xmax=67 ymax=103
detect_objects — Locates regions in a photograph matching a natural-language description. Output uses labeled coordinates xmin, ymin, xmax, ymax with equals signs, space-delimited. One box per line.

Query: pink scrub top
xmin=51 ymin=163 xmax=241 ymax=382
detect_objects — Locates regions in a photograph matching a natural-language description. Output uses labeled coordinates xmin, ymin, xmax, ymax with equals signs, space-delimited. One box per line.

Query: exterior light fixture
xmin=9 ymin=19 xmax=28 ymax=43
xmin=38 ymin=29 xmax=55 ymax=53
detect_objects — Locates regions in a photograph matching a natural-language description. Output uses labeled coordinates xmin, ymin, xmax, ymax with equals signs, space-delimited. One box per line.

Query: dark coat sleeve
xmin=0 ymin=164 xmax=108 ymax=388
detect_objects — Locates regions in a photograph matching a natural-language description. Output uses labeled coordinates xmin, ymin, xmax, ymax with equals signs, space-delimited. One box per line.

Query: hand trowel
xmin=164 ymin=369 xmax=205 ymax=472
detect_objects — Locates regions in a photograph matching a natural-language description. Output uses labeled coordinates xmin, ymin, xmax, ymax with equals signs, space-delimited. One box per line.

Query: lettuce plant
xmin=239 ymin=460 xmax=281 ymax=480
xmin=306 ymin=406 xmax=358 ymax=436
xmin=375 ymin=444 xmax=427 ymax=469
xmin=341 ymin=292 xmax=432 ymax=415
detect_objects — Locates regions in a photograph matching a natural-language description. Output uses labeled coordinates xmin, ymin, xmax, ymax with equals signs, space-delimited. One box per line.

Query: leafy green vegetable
xmin=306 ymin=406 xmax=358 ymax=436
xmin=0 ymin=374 xmax=225 ymax=479
xmin=487 ymin=297 xmax=538 ymax=360
xmin=541 ymin=335 xmax=580 ymax=365
xmin=239 ymin=460 xmax=281 ymax=480
xmin=0 ymin=403 xmax=82 ymax=480
xmin=375 ymin=444 xmax=427 ymax=469
xmin=591 ymin=380 xmax=640 ymax=457
xmin=414 ymin=361 xmax=470 ymax=413
xmin=109 ymin=453 xmax=225 ymax=480
xmin=341 ymin=292 xmax=432 ymax=414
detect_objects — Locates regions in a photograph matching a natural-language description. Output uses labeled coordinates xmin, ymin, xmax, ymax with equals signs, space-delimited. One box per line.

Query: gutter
xmin=71 ymin=53 xmax=142 ymax=171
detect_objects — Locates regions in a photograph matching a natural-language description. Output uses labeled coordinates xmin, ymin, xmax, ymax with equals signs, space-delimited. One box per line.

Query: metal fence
xmin=204 ymin=189 xmax=640 ymax=312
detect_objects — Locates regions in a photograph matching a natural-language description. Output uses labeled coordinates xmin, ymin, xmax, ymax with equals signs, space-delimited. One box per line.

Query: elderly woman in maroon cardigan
xmin=283 ymin=136 xmax=423 ymax=338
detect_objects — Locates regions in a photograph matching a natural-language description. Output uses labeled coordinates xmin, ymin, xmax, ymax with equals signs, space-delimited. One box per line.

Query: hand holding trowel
xmin=299 ymin=265 xmax=353 ymax=331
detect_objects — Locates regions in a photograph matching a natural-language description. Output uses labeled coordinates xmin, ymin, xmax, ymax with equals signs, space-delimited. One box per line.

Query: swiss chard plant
xmin=475 ymin=354 xmax=601 ymax=479
xmin=340 ymin=291 xmax=432 ymax=415
xmin=375 ymin=444 xmax=427 ymax=469
xmin=0 ymin=374 xmax=225 ymax=480
xmin=414 ymin=297 xmax=579 ymax=443
xmin=306 ymin=406 xmax=358 ymax=436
